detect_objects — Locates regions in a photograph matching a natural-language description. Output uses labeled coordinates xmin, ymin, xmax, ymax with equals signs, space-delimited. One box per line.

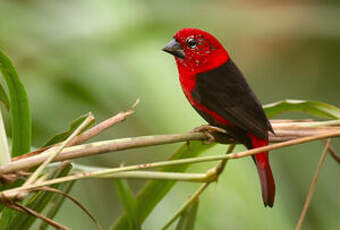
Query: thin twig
xmin=95 ymin=171 xmax=209 ymax=182
xmin=72 ymin=164 xmax=211 ymax=182
xmin=37 ymin=187 xmax=102 ymax=230
xmin=70 ymin=98 xmax=139 ymax=146
xmin=296 ymin=138 xmax=331 ymax=230
xmin=322 ymin=140 xmax=340 ymax=163
xmin=10 ymin=202 xmax=70 ymax=230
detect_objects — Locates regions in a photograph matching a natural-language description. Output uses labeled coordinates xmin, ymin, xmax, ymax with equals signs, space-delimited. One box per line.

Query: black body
xmin=191 ymin=59 xmax=273 ymax=147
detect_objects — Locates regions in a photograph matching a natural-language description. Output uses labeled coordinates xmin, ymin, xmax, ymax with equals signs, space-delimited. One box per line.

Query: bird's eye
xmin=186 ymin=38 xmax=198 ymax=49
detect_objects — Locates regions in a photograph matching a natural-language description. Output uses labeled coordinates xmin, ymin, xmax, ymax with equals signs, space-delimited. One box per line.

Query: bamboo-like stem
xmin=296 ymin=138 xmax=331 ymax=230
xmin=16 ymin=118 xmax=340 ymax=161
xmin=94 ymin=171 xmax=209 ymax=182
xmin=72 ymin=164 xmax=213 ymax=181
xmin=1 ymin=125 xmax=339 ymax=175
xmin=1 ymin=130 xmax=340 ymax=197
xmin=0 ymin=133 xmax=206 ymax=174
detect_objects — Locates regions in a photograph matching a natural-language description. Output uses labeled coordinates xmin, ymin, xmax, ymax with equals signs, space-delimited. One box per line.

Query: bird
xmin=162 ymin=28 xmax=275 ymax=207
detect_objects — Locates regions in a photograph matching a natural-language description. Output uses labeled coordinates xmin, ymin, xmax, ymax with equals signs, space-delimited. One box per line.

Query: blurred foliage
xmin=0 ymin=0 xmax=339 ymax=229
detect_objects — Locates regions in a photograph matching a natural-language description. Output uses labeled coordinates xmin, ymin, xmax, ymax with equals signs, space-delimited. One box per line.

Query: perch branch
xmin=3 ymin=130 xmax=339 ymax=201
xmin=1 ymin=124 xmax=340 ymax=175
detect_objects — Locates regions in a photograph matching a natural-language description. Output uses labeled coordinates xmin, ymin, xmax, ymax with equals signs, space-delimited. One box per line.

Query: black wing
xmin=192 ymin=59 xmax=273 ymax=140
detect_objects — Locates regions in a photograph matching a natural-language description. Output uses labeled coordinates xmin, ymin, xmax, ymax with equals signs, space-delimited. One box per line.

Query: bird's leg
xmin=186 ymin=140 xmax=191 ymax=151
xmin=192 ymin=125 xmax=227 ymax=144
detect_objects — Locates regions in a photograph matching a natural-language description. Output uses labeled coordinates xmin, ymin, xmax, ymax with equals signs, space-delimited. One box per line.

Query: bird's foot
xmin=192 ymin=125 xmax=227 ymax=144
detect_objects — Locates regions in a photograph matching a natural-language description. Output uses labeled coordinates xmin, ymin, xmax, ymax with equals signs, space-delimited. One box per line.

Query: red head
xmin=162 ymin=28 xmax=230 ymax=75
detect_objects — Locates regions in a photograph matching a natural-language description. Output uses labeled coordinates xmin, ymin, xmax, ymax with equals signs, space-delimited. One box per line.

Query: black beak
xmin=162 ymin=39 xmax=185 ymax=59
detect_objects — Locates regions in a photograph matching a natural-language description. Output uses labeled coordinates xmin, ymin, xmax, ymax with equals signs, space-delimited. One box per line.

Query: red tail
xmin=249 ymin=133 xmax=275 ymax=207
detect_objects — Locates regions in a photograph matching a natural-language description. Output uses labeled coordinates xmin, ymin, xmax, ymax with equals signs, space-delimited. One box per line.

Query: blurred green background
xmin=0 ymin=0 xmax=339 ymax=229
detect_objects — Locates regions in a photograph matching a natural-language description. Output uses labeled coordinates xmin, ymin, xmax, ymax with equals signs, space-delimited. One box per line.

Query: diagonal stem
xmin=322 ymin=140 xmax=340 ymax=163
xmin=9 ymin=202 xmax=70 ymax=230
xmin=161 ymin=183 xmax=209 ymax=230
xmin=162 ymin=144 xmax=236 ymax=229
xmin=296 ymin=138 xmax=331 ymax=230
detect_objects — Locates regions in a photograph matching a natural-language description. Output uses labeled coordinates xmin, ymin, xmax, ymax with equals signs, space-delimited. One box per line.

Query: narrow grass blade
xmin=114 ymin=179 xmax=140 ymax=230
xmin=0 ymin=83 xmax=9 ymax=110
xmin=0 ymin=50 xmax=31 ymax=157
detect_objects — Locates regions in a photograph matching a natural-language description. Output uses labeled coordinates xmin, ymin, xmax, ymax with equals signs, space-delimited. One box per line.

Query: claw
xmin=192 ymin=125 xmax=227 ymax=134
xmin=203 ymin=132 xmax=215 ymax=144
xmin=191 ymin=125 xmax=227 ymax=144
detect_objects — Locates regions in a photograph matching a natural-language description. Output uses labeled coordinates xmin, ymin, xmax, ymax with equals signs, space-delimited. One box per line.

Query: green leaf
xmin=264 ymin=99 xmax=340 ymax=119
xmin=112 ymin=141 xmax=214 ymax=230
xmin=3 ymin=163 xmax=72 ymax=230
xmin=0 ymin=208 xmax=16 ymax=230
xmin=38 ymin=180 xmax=75 ymax=230
xmin=0 ymin=49 xmax=31 ymax=157
xmin=0 ymin=83 xmax=9 ymax=110
xmin=175 ymin=199 xmax=199 ymax=230
xmin=114 ymin=179 xmax=140 ymax=230
xmin=43 ymin=113 xmax=95 ymax=147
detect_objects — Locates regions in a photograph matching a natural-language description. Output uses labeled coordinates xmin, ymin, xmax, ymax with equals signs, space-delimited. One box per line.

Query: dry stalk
xmin=37 ymin=186 xmax=102 ymax=230
xmin=323 ymin=140 xmax=340 ymax=163
xmin=1 ymin=123 xmax=340 ymax=176
xmin=296 ymin=138 xmax=331 ymax=230
xmin=6 ymin=202 xmax=70 ymax=230
xmin=2 ymin=130 xmax=340 ymax=201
